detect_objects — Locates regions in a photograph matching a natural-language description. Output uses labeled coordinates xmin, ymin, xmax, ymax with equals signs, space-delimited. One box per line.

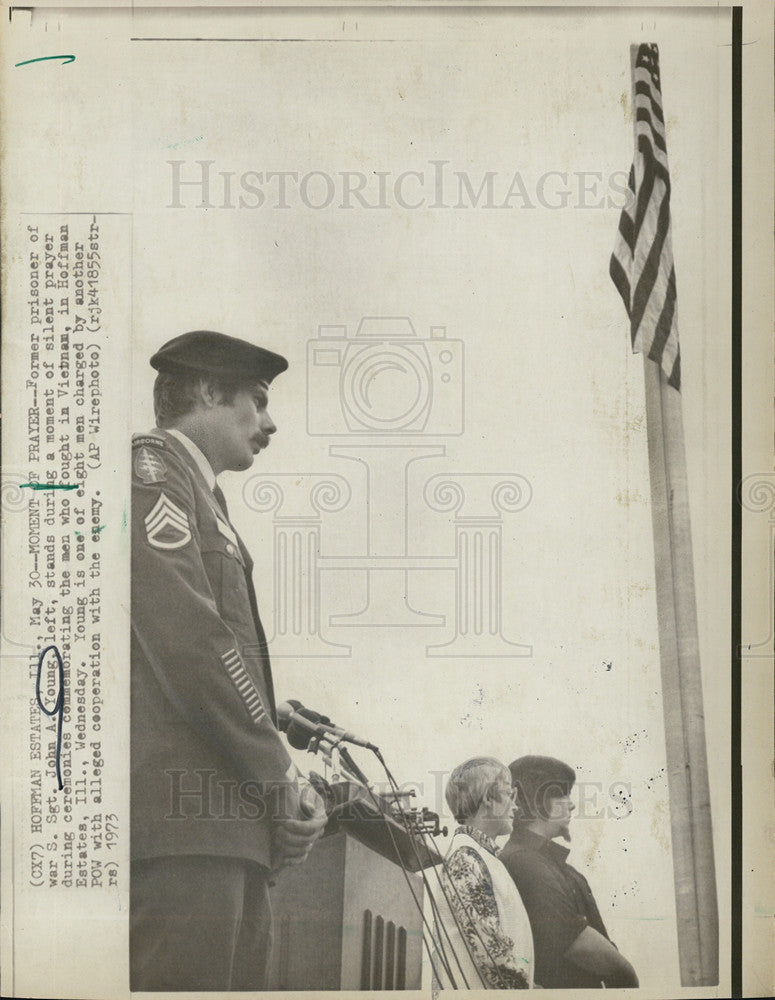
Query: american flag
xmin=610 ymin=43 xmax=680 ymax=391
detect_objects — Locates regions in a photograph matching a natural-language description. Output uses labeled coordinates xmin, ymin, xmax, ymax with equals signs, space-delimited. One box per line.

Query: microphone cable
xmin=357 ymin=771 xmax=464 ymax=988
xmin=377 ymin=750 xmax=513 ymax=990
xmin=369 ymin=749 xmax=487 ymax=989
xmin=281 ymin=703 xmax=499 ymax=988
xmin=372 ymin=747 xmax=516 ymax=990
xmin=344 ymin=745 xmax=464 ymax=988
xmin=283 ymin=701 xmax=463 ymax=981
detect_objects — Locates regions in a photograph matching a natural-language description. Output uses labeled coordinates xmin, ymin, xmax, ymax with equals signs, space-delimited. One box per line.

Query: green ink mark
xmin=15 ymin=55 xmax=76 ymax=67
xmin=21 ymin=483 xmax=79 ymax=491
xmin=74 ymin=525 xmax=105 ymax=537
xmin=121 ymin=506 xmax=128 ymax=532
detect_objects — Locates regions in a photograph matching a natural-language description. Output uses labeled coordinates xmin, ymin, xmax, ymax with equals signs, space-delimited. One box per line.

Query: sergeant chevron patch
xmin=145 ymin=493 xmax=192 ymax=550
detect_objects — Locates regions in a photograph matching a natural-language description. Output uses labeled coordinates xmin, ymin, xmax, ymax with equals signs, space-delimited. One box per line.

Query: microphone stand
xmin=306 ymin=733 xmax=370 ymax=789
xmin=329 ymin=744 xmax=342 ymax=783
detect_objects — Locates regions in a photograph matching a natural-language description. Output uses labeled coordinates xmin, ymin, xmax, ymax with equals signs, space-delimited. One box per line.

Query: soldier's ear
xmin=198 ymin=377 xmax=223 ymax=408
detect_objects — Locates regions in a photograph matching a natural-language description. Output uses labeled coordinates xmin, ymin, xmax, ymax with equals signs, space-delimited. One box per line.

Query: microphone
xmin=277 ymin=698 xmax=304 ymax=732
xmin=286 ymin=716 xmax=318 ymax=751
xmin=277 ymin=703 xmax=326 ymax=750
xmin=277 ymin=701 xmax=379 ymax=752
xmin=283 ymin=718 xmax=372 ymax=786
xmin=277 ymin=702 xmax=325 ymax=745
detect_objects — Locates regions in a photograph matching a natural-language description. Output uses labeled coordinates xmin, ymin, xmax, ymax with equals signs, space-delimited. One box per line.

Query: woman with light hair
xmin=428 ymin=757 xmax=535 ymax=989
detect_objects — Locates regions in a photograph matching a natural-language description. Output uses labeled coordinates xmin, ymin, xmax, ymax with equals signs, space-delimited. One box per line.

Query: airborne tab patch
xmin=145 ymin=493 xmax=191 ymax=550
xmin=132 ymin=434 xmax=166 ymax=448
xmin=134 ymin=446 xmax=167 ymax=484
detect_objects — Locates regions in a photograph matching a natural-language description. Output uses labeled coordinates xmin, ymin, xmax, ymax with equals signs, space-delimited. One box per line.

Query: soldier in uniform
xmin=130 ymin=330 xmax=326 ymax=991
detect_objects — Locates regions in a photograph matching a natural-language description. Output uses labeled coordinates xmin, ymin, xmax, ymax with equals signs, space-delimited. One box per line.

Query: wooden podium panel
xmin=267 ymin=831 xmax=424 ymax=990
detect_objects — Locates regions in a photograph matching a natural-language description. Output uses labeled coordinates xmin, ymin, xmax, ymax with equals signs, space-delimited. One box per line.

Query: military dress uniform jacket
xmin=131 ymin=429 xmax=292 ymax=868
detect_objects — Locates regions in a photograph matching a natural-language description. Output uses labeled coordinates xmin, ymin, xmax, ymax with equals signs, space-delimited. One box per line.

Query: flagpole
xmin=642 ymin=356 xmax=719 ymax=985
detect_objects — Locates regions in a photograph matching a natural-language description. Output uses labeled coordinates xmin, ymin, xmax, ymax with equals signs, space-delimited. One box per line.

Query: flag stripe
xmin=609 ymin=42 xmax=681 ymax=391
xmin=630 ymin=193 xmax=672 ymax=335
xmin=636 ymin=108 xmax=668 ymax=154
xmin=637 ymin=135 xmax=671 ymax=186
xmin=667 ymin=351 xmax=680 ymax=390
xmin=635 ymin=247 xmax=675 ymax=359
xmin=649 ymin=265 xmax=678 ymax=362
xmin=617 ymin=211 xmax=635 ymax=255
xmin=632 ymin=157 xmax=657 ymax=246
xmin=609 ymin=254 xmax=632 ymax=314
xmin=634 ymin=79 xmax=665 ymax=123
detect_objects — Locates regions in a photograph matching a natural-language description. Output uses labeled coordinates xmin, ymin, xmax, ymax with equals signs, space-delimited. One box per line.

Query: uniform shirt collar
xmin=166 ymin=428 xmax=217 ymax=491
xmin=508 ymin=822 xmax=571 ymax=863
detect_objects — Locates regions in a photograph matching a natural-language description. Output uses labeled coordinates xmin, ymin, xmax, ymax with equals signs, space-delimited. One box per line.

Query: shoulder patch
xmin=134 ymin=446 xmax=167 ymax=484
xmin=132 ymin=434 xmax=166 ymax=449
xmin=145 ymin=492 xmax=192 ymax=550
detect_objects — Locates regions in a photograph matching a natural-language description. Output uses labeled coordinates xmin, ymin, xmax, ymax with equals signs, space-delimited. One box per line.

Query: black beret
xmin=509 ymin=755 xmax=576 ymax=819
xmin=150 ymin=330 xmax=288 ymax=384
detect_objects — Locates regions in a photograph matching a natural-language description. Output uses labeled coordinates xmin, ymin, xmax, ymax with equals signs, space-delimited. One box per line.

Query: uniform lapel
xmin=160 ymin=431 xmax=279 ymax=723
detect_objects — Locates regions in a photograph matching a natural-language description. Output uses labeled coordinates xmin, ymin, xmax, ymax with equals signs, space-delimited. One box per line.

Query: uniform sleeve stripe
xmin=220 ymin=649 xmax=267 ymax=726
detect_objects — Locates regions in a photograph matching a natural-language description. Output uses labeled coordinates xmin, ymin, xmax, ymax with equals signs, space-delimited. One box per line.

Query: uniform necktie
xmin=212 ymin=483 xmax=230 ymax=519
xmin=212 ymin=482 xmax=278 ymax=721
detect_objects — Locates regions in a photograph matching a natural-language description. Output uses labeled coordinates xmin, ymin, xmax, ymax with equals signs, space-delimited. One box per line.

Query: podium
xmin=267 ymin=787 xmax=436 ymax=990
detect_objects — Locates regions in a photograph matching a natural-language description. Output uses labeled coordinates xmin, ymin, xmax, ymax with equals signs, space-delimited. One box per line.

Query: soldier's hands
xmin=270 ymin=781 xmax=327 ymax=872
